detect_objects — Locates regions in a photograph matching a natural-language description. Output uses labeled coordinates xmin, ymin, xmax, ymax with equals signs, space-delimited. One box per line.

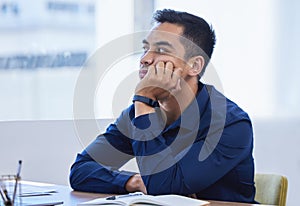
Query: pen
xmin=12 ymin=160 xmax=22 ymax=203
xmin=19 ymin=192 xmax=54 ymax=197
xmin=106 ymin=192 xmax=144 ymax=200
xmin=0 ymin=186 xmax=9 ymax=203
xmin=0 ymin=186 xmax=12 ymax=206
xmin=16 ymin=160 xmax=22 ymax=177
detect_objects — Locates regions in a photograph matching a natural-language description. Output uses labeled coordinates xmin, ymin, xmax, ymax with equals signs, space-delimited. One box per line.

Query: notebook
xmin=14 ymin=200 xmax=64 ymax=206
xmin=78 ymin=192 xmax=209 ymax=206
xmin=1 ymin=181 xmax=63 ymax=206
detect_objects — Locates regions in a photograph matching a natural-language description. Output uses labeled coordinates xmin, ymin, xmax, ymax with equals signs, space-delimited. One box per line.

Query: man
xmin=70 ymin=9 xmax=256 ymax=203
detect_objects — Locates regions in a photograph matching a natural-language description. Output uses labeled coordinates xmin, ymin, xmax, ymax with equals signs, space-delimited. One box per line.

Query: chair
xmin=254 ymin=173 xmax=288 ymax=206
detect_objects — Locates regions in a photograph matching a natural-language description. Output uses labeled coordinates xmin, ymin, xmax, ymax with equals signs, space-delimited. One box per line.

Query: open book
xmin=78 ymin=192 xmax=209 ymax=206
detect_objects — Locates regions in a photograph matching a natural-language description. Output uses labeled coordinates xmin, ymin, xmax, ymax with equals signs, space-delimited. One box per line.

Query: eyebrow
xmin=142 ymin=39 xmax=149 ymax=45
xmin=142 ymin=39 xmax=175 ymax=49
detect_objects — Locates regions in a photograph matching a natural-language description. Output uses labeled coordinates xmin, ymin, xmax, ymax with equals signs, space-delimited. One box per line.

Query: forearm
xmin=70 ymin=152 xmax=135 ymax=193
xmin=69 ymin=106 xmax=145 ymax=193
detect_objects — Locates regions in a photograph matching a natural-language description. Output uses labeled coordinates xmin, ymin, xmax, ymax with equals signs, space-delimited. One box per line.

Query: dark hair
xmin=153 ymin=9 xmax=216 ymax=76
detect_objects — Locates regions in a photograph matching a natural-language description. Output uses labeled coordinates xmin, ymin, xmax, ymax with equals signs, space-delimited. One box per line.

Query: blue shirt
xmin=70 ymin=82 xmax=256 ymax=203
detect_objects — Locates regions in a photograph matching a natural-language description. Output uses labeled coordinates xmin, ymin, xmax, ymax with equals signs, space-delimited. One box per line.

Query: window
xmin=0 ymin=0 xmax=136 ymax=120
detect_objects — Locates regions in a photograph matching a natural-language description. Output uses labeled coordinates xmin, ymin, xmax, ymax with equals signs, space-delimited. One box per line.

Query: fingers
xmin=146 ymin=61 xmax=177 ymax=79
xmin=140 ymin=184 xmax=148 ymax=195
xmin=169 ymin=67 xmax=182 ymax=95
xmin=145 ymin=65 xmax=155 ymax=78
xmin=175 ymin=78 xmax=181 ymax=91
xmin=137 ymin=61 xmax=183 ymax=100
xmin=171 ymin=67 xmax=183 ymax=88
xmin=169 ymin=79 xmax=181 ymax=96
xmin=156 ymin=61 xmax=165 ymax=76
xmin=165 ymin=61 xmax=173 ymax=77
xmin=188 ymin=193 xmax=197 ymax=199
xmin=156 ymin=61 xmax=182 ymax=92
xmin=172 ymin=67 xmax=183 ymax=80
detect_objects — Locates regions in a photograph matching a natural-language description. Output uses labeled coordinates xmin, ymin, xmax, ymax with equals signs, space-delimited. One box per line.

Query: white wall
xmin=253 ymin=118 xmax=300 ymax=206
xmin=0 ymin=119 xmax=113 ymax=185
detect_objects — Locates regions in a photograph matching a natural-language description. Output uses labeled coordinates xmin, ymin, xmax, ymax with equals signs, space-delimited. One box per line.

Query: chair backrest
xmin=254 ymin=173 xmax=288 ymax=206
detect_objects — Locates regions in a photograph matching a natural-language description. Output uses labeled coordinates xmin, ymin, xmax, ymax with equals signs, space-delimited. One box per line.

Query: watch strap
xmin=132 ymin=95 xmax=159 ymax=107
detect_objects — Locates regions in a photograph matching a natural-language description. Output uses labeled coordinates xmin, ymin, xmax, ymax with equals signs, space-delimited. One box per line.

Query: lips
xmin=139 ymin=69 xmax=148 ymax=79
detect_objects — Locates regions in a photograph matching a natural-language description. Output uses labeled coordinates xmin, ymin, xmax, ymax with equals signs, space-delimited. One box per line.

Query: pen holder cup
xmin=0 ymin=175 xmax=21 ymax=202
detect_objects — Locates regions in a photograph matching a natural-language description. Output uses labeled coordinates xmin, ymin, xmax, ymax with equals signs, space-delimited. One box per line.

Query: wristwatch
xmin=132 ymin=95 xmax=159 ymax=107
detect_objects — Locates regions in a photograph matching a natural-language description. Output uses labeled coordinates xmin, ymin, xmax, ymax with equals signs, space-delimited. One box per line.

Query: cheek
xmin=178 ymin=64 xmax=190 ymax=78
xmin=157 ymin=56 xmax=183 ymax=67
xmin=152 ymin=56 xmax=171 ymax=65
xmin=174 ymin=59 xmax=189 ymax=70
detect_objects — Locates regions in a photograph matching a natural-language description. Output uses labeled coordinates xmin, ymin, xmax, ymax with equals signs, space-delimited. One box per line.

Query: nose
xmin=140 ymin=50 xmax=154 ymax=67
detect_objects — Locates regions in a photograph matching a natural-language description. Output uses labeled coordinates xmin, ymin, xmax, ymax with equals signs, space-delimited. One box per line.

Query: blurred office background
xmin=1 ymin=0 xmax=300 ymax=120
xmin=0 ymin=0 xmax=299 ymax=205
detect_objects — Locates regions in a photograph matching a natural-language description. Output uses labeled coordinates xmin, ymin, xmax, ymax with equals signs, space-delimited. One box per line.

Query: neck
xmin=159 ymin=78 xmax=199 ymax=125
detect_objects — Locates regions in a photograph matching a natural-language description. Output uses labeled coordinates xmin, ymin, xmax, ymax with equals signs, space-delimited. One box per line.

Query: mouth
xmin=139 ymin=69 xmax=148 ymax=79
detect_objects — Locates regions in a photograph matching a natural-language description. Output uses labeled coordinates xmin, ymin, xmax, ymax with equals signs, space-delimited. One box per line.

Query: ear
xmin=186 ymin=56 xmax=205 ymax=77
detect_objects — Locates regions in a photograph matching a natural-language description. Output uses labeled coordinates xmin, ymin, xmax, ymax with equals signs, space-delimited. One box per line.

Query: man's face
xmin=139 ymin=22 xmax=189 ymax=79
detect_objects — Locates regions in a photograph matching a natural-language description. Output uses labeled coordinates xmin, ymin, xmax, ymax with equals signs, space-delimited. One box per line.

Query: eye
xmin=156 ymin=47 xmax=168 ymax=53
xmin=142 ymin=46 xmax=149 ymax=53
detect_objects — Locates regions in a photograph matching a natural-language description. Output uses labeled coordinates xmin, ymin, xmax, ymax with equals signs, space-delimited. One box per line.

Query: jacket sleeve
xmin=69 ymin=113 xmax=137 ymax=193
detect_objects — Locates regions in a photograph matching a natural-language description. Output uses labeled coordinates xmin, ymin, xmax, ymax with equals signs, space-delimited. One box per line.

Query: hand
xmin=135 ymin=61 xmax=183 ymax=101
xmin=187 ymin=193 xmax=197 ymax=199
xmin=125 ymin=174 xmax=147 ymax=194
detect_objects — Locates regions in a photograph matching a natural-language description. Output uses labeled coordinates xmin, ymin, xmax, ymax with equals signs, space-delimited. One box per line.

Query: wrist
xmin=133 ymin=95 xmax=159 ymax=108
xmin=134 ymin=90 xmax=156 ymax=100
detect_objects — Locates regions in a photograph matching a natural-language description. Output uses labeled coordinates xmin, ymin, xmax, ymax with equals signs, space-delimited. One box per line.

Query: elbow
xmin=69 ymin=180 xmax=81 ymax=192
xmin=69 ymin=162 xmax=85 ymax=192
xmin=69 ymin=166 xmax=79 ymax=191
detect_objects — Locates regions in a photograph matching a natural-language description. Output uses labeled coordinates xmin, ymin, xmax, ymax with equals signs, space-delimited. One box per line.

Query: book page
xmin=77 ymin=197 xmax=126 ymax=205
xmin=77 ymin=192 xmax=145 ymax=205
xmin=77 ymin=194 xmax=148 ymax=206
xmin=150 ymin=195 xmax=209 ymax=206
xmin=78 ymin=194 xmax=209 ymax=206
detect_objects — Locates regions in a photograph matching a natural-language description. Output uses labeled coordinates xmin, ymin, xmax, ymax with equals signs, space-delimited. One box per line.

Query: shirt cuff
xmin=132 ymin=111 xmax=165 ymax=140
xmin=133 ymin=108 xmax=164 ymax=129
